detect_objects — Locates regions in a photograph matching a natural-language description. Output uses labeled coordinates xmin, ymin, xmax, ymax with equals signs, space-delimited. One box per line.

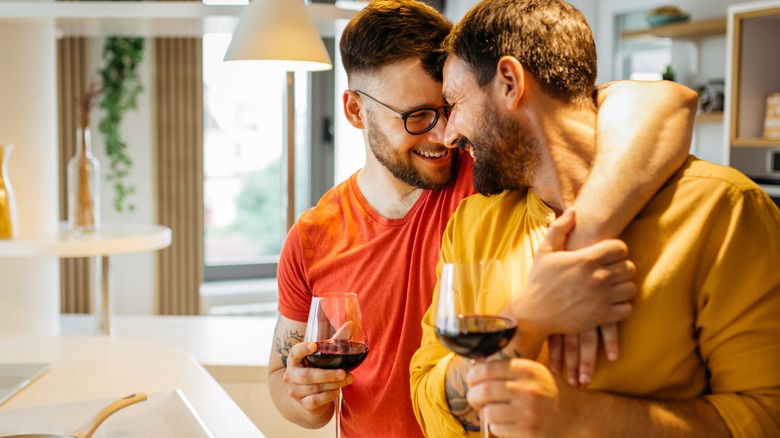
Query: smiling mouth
xmin=414 ymin=149 xmax=449 ymax=159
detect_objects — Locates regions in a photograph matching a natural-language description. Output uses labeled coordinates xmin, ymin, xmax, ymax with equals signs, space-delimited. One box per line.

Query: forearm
xmin=268 ymin=367 xmax=335 ymax=429
xmin=575 ymin=390 xmax=730 ymax=437
xmin=444 ymin=342 xmax=533 ymax=429
xmin=569 ymin=80 xmax=697 ymax=249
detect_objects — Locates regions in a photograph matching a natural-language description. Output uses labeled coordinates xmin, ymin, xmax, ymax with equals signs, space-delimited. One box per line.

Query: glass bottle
xmin=0 ymin=143 xmax=18 ymax=239
xmin=68 ymin=127 xmax=100 ymax=233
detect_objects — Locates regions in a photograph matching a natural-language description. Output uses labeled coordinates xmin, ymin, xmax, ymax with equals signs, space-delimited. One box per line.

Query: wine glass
xmin=435 ymin=261 xmax=517 ymax=438
xmin=304 ymin=292 xmax=370 ymax=438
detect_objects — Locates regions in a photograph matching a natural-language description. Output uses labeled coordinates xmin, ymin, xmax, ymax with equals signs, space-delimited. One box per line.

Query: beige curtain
xmin=57 ymin=37 xmax=92 ymax=314
xmin=154 ymin=37 xmax=204 ymax=315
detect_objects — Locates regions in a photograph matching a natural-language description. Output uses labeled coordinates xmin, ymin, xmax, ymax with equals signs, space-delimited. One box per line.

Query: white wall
xmin=445 ymin=1 xmax=597 ymax=34
xmin=333 ymin=21 xmax=366 ymax=185
xmin=0 ymin=18 xmax=60 ymax=336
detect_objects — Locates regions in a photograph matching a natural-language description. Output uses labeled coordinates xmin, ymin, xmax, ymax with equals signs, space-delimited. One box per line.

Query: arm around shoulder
xmin=570 ymin=79 xmax=698 ymax=248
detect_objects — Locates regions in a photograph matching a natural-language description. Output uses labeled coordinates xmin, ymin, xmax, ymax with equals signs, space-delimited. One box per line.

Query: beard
xmin=366 ymin=110 xmax=458 ymax=190
xmin=465 ymin=101 xmax=540 ymax=196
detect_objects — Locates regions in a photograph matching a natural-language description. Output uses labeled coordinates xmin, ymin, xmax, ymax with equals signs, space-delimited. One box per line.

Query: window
xmin=202 ymin=33 xmax=335 ymax=283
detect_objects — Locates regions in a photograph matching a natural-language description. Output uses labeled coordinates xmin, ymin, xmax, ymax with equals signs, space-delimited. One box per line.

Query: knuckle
xmin=588 ymin=270 xmax=608 ymax=288
xmin=592 ymin=306 xmax=611 ymax=324
xmin=300 ymin=395 xmax=319 ymax=411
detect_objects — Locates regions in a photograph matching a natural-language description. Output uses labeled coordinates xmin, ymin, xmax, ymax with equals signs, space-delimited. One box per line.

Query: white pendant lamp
xmin=224 ymin=0 xmax=332 ymax=71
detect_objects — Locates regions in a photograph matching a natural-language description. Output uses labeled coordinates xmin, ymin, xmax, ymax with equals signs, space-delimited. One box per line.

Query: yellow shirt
xmin=410 ymin=157 xmax=780 ymax=437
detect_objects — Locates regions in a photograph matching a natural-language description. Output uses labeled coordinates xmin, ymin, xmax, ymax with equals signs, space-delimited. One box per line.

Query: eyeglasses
xmin=353 ymin=90 xmax=449 ymax=135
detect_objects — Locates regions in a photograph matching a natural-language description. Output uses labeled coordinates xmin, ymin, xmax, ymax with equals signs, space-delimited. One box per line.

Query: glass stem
xmin=471 ymin=358 xmax=490 ymax=438
xmin=480 ymin=406 xmax=490 ymax=438
xmin=335 ymin=387 xmax=342 ymax=438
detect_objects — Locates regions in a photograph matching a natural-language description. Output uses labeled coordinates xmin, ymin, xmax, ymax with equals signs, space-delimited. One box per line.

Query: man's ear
xmin=343 ymin=90 xmax=365 ymax=129
xmin=495 ymin=56 xmax=525 ymax=110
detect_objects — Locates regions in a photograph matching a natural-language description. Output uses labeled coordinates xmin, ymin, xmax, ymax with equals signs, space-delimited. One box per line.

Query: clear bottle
xmin=0 ymin=143 xmax=18 ymax=239
xmin=68 ymin=127 xmax=100 ymax=233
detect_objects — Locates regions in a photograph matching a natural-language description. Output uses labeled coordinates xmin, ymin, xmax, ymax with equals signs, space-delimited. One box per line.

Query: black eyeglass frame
xmin=353 ymin=89 xmax=449 ymax=135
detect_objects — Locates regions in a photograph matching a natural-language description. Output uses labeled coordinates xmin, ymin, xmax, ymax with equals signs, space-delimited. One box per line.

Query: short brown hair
xmin=444 ymin=0 xmax=596 ymax=104
xmin=340 ymin=0 xmax=452 ymax=82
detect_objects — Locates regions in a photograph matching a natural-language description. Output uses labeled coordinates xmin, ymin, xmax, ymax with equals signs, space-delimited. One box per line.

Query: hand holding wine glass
xmin=435 ymin=261 xmax=517 ymax=438
xmin=304 ymin=292 xmax=369 ymax=438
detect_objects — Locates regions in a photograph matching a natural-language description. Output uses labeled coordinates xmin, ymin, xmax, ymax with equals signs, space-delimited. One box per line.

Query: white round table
xmin=0 ymin=223 xmax=172 ymax=335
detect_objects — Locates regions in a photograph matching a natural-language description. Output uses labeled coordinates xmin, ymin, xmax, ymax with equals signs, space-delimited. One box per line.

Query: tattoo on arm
xmin=273 ymin=317 xmax=304 ymax=368
xmin=444 ymin=349 xmax=520 ymax=431
xmin=445 ymin=363 xmax=480 ymax=431
xmin=498 ymin=348 xmax=522 ymax=361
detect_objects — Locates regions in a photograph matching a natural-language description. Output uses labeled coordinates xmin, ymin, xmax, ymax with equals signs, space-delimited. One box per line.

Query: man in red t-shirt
xmin=267 ymin=1 xmax=698 ymax=436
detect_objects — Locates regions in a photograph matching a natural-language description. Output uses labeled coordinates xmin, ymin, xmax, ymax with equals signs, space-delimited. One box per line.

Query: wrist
xmin=505 ymin=321 xmax=547 ymax=360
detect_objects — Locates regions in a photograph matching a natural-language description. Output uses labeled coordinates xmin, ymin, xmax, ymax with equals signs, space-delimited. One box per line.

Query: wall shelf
xmin=0 ymin=223 xmax=171 ymax=258
xmin=695 ymin=112 xmax=724 ymax=124
xmin=0 ymin=1 xmax=355 ymax=38
xmin=732 ymin=138 xmax=780 ymax=147
xmin=621 ymin=17 xmax=727 ymax=40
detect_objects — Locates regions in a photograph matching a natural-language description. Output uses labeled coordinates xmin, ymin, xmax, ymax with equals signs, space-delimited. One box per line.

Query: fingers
xmin=332 ymin=321 xmax=356 ymax=340
xmin=547 ymin=334 xmax=563 ymax=375
xmin=604 ymin=300 xmax=633 ymax=325
xmin=483 ymin=402 xmax=537 ymax=437
xmin=287 ymin=341 xmax=317 ymax=366
xmin=283 ymin=341 xmax=352 ymax=413
xmin=600 ymin=323 xmax=620 ymax=361
xmin=538 ymin=208 xmax=576 ymax=254
xmin=577 ymin=329 xmax=598 ymax=386
xmin=581 ymin=238 xmax=629 ymax=267
xmin=467 ymin=360 xmax=560 ymax=437
xmin=468 ymin=358 xmax=534 ymax=386
xmin=602 ymin=259 xmax=636 ymax=287
xmin=563 ymin=334 xmax=580 ymax=387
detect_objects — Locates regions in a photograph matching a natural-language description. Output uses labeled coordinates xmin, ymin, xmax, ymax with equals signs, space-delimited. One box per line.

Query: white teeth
xmin=417 ymin=150 xmax=446 ymax=158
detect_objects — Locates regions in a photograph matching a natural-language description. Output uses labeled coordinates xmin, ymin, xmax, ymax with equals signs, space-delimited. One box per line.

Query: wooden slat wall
xmin=57 ymin=37 xmax=92 ymax=314
xmin=154 ymin=37 xmax=204 ymax=315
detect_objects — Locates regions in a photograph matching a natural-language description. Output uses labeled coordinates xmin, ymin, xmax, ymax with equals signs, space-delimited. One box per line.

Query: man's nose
xmin=424 ymin=109 xmax=448 ymax=145
xmin=443 ymin=116 xmax=460 ymax=149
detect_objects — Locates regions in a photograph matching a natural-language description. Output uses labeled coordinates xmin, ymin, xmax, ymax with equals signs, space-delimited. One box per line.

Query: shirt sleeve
xmin=697 ymin=187 xmax=780 ymax=436
xmin=276 ymin=222 xmax=313 ymax=323
xmin=409 ymin=219 xmax=472 ymax=437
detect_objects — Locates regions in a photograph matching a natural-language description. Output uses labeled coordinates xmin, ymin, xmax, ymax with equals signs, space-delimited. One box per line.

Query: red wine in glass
xmin=304 ymin=292 xmax=369 ymax=438
xmin=436 ymin=314 xmax=517 ymax=360
xmin=306 ymin=339 xmax=370 ymax=371
xmin=435 ymin=261 xmax=516 ymax=438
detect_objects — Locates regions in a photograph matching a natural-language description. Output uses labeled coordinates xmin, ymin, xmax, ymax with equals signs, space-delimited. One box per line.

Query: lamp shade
xmin=224 ymin=0 xmax=333 ymax=71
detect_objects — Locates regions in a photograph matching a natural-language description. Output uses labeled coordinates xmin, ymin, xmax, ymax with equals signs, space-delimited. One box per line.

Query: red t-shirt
xmin=277 ymin=153 xmax=475 ymax=437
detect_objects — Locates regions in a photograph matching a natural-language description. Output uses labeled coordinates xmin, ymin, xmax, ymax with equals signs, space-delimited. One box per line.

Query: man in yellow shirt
xmin=409 ymin=0 xmax=780 ymax=436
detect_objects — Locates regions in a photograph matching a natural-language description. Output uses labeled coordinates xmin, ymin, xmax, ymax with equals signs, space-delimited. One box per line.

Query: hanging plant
xmin=97 ymin=36 xmax=145 ymax=212
xmin=79 ymin=0 xmax=145 ymax=212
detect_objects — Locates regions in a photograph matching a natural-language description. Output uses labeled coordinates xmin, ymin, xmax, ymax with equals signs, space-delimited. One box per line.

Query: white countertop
xmin=61 ymin=314 xmax=275 ymax=385
xmin=0 ymin=335 xmax=263 ymax=437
